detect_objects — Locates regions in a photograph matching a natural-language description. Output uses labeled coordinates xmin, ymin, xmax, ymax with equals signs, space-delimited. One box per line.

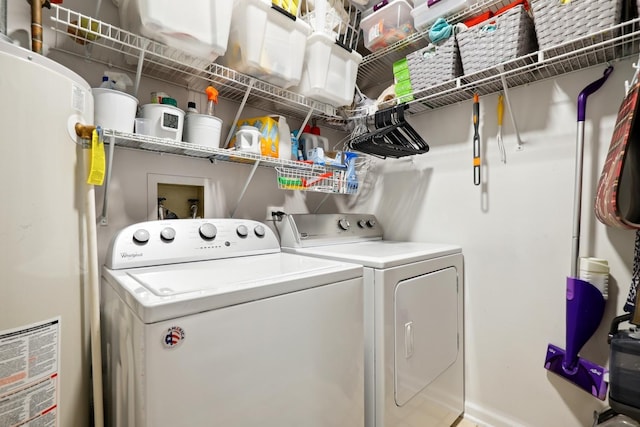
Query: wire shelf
xmin=49 ymin=5 xmax=340 ymax=122
xmin=351 ymin=15 xmax=640 ymax=117
xmin=356 ymin=0 xmax=515 ymax=91
xmin=102 ymin=129 xmax=356 ymax=171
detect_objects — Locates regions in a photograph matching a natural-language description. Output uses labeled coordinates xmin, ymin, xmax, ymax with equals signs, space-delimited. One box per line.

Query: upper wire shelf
xmin=49 ymin=5 xmax=340 ymax=122
xmin=352 ymin=8 xmax=640 ymax=117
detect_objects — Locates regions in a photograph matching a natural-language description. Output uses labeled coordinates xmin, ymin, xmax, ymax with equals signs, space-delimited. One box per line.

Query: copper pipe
xmin=31 ymin=0 xmax=43 ymax=54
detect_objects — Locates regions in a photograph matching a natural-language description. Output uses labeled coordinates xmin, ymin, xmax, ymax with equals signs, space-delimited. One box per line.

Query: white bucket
xmin=183 ymin=114 xmax=223 ymax=148
xmin=92 ymin=88 xmax=138 ymax=132
xmin=138 ymin=103 xmax=185 ymax=141
xmin=579 ymin=257 xmax=610 ymax=299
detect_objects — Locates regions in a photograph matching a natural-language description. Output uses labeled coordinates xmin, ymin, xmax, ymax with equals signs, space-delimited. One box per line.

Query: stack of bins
xmin=219 ymin=0 xmax=312 ymax=89
xmin=294 ymin=0 xmax=363 ymax=107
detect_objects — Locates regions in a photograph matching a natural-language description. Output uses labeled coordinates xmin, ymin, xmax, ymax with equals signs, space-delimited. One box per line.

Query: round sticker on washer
xmin=162 ymin=326 xmax=185 ymax=348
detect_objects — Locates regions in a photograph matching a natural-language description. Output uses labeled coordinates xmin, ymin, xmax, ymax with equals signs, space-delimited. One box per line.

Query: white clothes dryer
xmin=101 ymin=218 xmax=365 ymax=427
xmin=277 ymin=213 xmax=464 ymax=427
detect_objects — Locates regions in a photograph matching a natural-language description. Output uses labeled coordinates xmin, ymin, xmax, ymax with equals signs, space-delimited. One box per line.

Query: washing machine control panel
xmin=105 ymin=219 xmax=280 ymax=269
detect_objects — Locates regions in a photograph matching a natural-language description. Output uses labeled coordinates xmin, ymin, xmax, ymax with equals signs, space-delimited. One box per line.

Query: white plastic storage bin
xmin=138 ymin=104 xmax=185 ymax=141
xmin=92 ymin=88 xmax=138 ymax=133
xmin=411 ymin=0 xmax=477 ymax=32
xmin=183 ymin=114 xmax=223 ymax=148
xmin=360 ymin=0 xmax=416 ymax=52
xmin=117 ymin=0 xmax=232 ymax=61
xmin=220 ymin=0 xmax=311 ymax=89
xmin=294 ymin=32 xmax=362 ymax=107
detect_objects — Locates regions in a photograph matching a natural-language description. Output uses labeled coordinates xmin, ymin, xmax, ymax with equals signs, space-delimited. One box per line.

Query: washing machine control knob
xmin=160 ymin=227 xmax=176 ymax=242
xmin=236 ymin=225 xmax=249 ymax=238
xmin=338 ymin=218 xmax=350 ymax=230
xmin=357 ymin=220 xmax=366 ymax=228
xmin=133 ymin=229 xmax=150 ymax=244
xmin=254 ymin=225 xmax=265 ymax=237
xmin=366 ymin=219 xmax=377 ymax=228
xmin=199 ymin=223 xmax=217 ymax=240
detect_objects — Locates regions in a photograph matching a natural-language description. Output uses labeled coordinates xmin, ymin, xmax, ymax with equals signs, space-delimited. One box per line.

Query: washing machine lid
xmin=282 ymin=240 xmax=461 ymax=269
xmin=102 ymin=252 xmax=362 ymax=323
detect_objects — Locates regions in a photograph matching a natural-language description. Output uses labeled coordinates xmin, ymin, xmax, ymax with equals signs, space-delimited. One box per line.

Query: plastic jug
xmin=235 ymin=126 xmax=262 ymax=155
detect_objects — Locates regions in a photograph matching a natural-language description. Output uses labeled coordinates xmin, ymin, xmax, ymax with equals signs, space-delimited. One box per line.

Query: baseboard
xmin=464 ymin=401 xmax=527 ymax=427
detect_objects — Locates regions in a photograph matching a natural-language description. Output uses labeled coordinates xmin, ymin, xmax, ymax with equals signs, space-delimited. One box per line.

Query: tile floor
xmin=452 ymin=417 xmax=480 ymax=427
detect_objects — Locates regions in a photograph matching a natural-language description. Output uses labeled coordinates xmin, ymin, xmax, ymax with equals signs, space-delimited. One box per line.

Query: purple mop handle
xmin=577 ymin=66 xmax=613 ymax=122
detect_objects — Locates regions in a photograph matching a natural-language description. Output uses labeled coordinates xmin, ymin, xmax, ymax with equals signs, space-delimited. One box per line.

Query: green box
xmin=394 ymin=68 xmax=411 ymax=83
xmin=395 ymin=79 xmax=412 ymax=95
xmin=393 ymin=58 xmax=409 ymax=75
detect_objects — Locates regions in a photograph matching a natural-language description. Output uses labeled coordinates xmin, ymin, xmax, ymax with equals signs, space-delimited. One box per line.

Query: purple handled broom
xmin=543 ymin=66 xmax=614 ymax=400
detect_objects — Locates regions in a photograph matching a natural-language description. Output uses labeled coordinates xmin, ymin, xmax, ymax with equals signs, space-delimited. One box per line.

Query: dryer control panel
xmin=105 ymin=219 xmax=280 ymax=269
xmin=278 ymin=213 xmax=383 ymax=248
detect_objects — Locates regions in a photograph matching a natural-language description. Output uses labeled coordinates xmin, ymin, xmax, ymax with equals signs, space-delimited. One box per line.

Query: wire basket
xmin=530 ymin=0 xmax=628 ymax=53
xmin=300 ymin=0 xmax=361 ymax=50
xmin=275 ymin=157 xmax=369 ymax=194
xmin=406 ymin=36 xmax=462 ymax=91
xmin=457 ymin=4 xmax=538 ymax=75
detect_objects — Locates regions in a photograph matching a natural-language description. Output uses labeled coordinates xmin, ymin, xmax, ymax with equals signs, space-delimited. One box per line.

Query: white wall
xmin=8 ymin=1 xmax=639 ymax=426
xmin=342 ymin=64 xmax=638 ymax=426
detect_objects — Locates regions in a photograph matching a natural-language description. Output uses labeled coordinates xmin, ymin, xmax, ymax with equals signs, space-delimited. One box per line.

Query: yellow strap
xmin=87 ymin=128 xmax=106 ymax=185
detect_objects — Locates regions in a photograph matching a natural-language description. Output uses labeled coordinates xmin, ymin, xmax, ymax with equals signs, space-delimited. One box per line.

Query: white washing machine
xmin=277 ymin=213 xmax=464 ymax=427
xmin=101 ymin=218 xmax=365 ymax=427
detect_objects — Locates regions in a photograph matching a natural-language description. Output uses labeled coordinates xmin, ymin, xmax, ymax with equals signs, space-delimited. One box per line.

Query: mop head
xmin=544 ymin=344 xmax=608 ymax=400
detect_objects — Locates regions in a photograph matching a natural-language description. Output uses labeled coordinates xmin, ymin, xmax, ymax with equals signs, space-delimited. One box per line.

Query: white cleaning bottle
xmin=99 ymin=75 xmax=113 ymax=89
xmin=186 ymin=101 xmax=199 ymax=115
xmin=278 ymin=116 xmax=292 ymax=161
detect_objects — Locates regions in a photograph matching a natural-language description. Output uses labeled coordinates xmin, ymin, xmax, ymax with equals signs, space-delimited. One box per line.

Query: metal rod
xmin=100 ymin=132 xmax=116 ymax=225
xmin=223 ymin=79 xmax=255 ymax=148
xmin=0 ymin=0 xmax=8 ymax=41
xmin=133 ymin=46 xmax=146 ymax=99
xmin=298 ymin=105 xmax=316 ymax=136
xmin=499 ymin=71 xmax=523 ymax=150
xmin=230 ymin=160 xmax=260 ymax=218
xmin=571 ymin=121 xmax=585 ymax=277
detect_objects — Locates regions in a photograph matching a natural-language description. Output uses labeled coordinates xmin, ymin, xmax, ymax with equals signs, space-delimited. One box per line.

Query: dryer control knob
xmin=133 ymin=229 xmax=150 ymax=244
xmin=199 ymin=223 xmax=217 ymax=240
xmin=338 ymin=218 xmax=350 ymax=230
xmin=366 ymin=219 xmax=377 ymax=228
xmin=254 ymin=225 xmax=266 ymax=237
xmin=160 ymin=227 xmax=176 ymax=242
xmin=236 ymin=225 xmax=249 ymax=238
xmin=357 ymin=220 xmax=366 ymax=228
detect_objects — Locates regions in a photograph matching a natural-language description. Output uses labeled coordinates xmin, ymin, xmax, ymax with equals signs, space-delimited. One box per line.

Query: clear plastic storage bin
xmin=117 ymin=0 xmax=232 ymax=61
xmin=219 ymin=0 xmax=311 ymax=89
xmin=360 ymin=0 xmax=416 ymax=52
xmin=294 ymin=33 xmax=362 ymax=106
xmin=411 ymin=0 xmax=477 ymax=32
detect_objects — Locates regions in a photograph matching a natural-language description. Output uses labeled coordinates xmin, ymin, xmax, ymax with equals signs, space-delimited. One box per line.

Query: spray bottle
xmin=204 ymin=86 xmax=219 ymax=116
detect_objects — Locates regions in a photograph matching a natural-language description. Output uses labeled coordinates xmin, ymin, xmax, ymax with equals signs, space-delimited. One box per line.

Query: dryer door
xmin=394 ymin=266 xmax=459 ymax=406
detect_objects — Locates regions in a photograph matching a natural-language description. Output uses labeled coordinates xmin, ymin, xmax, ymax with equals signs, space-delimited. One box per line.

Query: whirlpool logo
xmin=120 ymin=252 xmax=143 ymax=259
xmin=162 ymin=326 xmax=185 ymax=349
